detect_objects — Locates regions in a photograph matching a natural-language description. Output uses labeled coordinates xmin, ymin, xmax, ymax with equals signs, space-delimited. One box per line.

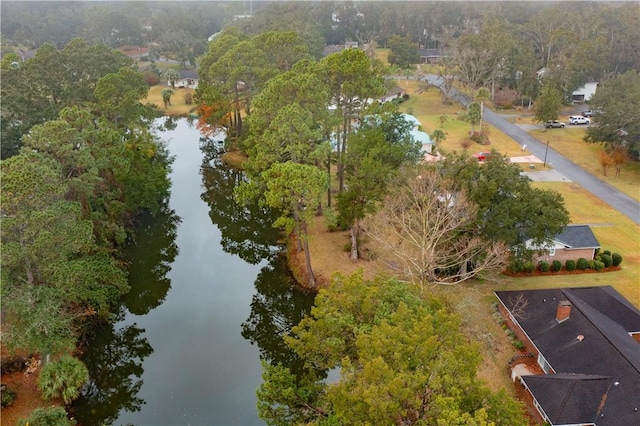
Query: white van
xmin=569 ymin=116 xmax=590 ymax=125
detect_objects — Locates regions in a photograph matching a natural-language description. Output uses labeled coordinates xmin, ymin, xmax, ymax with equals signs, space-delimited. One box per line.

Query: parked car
xmin=569 ymin=116 xmax=591 ymax=125
xmin=582 ymin=109 xmax=601 ymax=117
xmin=545 ymin=120 xmax=565 ymax=128
xmin=473 ymin=151 xmax=492 ymax=161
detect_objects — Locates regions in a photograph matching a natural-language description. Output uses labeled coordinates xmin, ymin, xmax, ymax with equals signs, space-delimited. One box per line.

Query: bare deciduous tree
xmin=365 ymin=170 xmax=508 ymax=286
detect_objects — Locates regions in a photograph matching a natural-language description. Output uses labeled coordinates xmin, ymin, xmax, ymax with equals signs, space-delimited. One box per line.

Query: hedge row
xmin=507 ymin=250 xmax=622 ymax=274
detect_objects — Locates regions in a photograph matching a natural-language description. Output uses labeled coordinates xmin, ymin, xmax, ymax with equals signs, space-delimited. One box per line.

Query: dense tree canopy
xmin=442 ymin=154 xmax=570 ymax=260
xmin=258 ymin=273 xmax=527 ymax=425
xmin=338 ymin=107 xmax=423 ymax=260
xmin=0 ymin=40 xmax=172 ymax=358
xmin=584 ymin=70 xmax=640 ymax=159
xmin=387 ymin=34 xmax=419 ymax=68
xmin=0 ymin=39 xmax=135 ymax=158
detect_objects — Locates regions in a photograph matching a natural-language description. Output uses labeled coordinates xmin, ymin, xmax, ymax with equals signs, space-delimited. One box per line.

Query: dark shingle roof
xmin=522 ymin=374 xmax=611 ymax=424
xmin=179 ymin=70 xmax=198 ymax=80
xmin=495 ymin=286 xmax=640 ymax=426
xmin=417 ymin=48 xmax=440 ymax=57
xmin=554 ymin=224 xmax=600 ymax=249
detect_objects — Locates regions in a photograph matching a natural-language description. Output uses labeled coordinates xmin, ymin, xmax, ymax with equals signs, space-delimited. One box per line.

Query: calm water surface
xmin=73 ymin=119 xmax=315 ymax=425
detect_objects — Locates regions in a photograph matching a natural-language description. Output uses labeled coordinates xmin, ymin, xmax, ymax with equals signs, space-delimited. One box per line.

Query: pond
xmin=71 ymin=119 xmax=316 ymax=425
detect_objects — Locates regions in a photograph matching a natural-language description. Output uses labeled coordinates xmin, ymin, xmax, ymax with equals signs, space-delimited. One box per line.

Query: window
xmin=547 ymin=248 xmax=555 ymax=256
xmin=537 ymin=353 xmax=551 ymax=374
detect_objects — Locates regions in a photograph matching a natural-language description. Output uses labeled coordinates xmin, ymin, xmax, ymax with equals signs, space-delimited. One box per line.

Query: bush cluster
xmin=507 ymin=248 xmax=622 ymax=275
xmin=538 ymin=261 xmax=549 ymax=272
xmin=576 ymin=257 xmax=589 ymax=270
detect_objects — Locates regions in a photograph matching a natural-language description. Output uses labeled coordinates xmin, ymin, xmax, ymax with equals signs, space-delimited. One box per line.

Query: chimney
xmin=556 ymin=301 xmax=571 ymax=323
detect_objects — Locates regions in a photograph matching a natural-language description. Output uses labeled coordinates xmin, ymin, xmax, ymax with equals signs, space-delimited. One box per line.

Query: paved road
xmin=423 ymin=75 xmax=640 ymax=225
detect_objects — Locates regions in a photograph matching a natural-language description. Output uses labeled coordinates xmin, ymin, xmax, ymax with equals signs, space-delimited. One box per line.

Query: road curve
xmin=423 ymin=75 xmax=640 ymax=225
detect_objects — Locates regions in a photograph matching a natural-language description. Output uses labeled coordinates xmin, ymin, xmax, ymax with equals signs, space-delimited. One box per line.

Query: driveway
xmin=422 ymin=75 xmax=640 ymax=225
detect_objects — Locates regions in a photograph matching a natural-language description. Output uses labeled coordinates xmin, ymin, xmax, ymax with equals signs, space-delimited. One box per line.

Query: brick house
xmin=527 ymin=224 xmax=600 ymax=264
xmin=495 ymin=286 xmax=640 ymax=425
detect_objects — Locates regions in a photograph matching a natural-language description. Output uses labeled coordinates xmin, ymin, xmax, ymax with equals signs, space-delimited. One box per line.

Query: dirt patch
xmin=289 ymin=215 xmax=394 ymax=290
xmin=1 ymin=354 xmax=62 ymax=425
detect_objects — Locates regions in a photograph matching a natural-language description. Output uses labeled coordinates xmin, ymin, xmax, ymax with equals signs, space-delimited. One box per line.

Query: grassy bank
xmin=145 ymin=84 xmax=197 ymax=116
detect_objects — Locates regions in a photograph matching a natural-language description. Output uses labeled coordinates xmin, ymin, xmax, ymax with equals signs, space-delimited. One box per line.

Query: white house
xmin=571 ymin=82 xmax=598 ymax=103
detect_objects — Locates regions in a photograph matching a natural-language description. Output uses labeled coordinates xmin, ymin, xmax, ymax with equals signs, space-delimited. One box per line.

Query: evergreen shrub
xmin=612 ymin=253 xmax=623 ymax=266
xmin=576 ymin=258 xmax=589 ymax=270
xmin=538 ymin=261 xmax=549 ymax=272
xmin=565 ymin=259 xmax=576 ymax=271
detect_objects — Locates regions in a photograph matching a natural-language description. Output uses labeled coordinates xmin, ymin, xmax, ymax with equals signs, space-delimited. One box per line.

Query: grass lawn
xmin=376 ymin=48 xmax=389 ymax=64
xmin=397 ymin=80 xmax=530 ymax=158
xmin=145 ymin=84 xmax=197 ymax=116
xmin=300 ymin=80 xmax=640 ymax=397
xmin=529 ymin=127 xmax=640 ymax=202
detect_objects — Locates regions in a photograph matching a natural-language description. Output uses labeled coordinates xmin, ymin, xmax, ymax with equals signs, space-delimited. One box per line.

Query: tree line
xmin=1 ymin=39 xmax=172 ymax=374
xmin=195 ymin=27 xmax=570 ymax=423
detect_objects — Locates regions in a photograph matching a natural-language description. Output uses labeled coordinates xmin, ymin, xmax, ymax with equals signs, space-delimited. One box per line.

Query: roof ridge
xmin=563 ymin=289 xmax=640 ymax=374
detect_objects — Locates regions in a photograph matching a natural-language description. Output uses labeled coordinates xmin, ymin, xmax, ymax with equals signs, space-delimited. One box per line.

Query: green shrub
xmin=565 ymin=259 xmax=576 ymax=271
xmin=512 ymin=339 xmax=526 ymax=351
xmin=1 ymin=386 xmax=16 ymax=407
xmin=508 ymin=259 xmax=524 ymax=273
xmin=603 ymin=249 xmax=612 ymax=256
xmin=601 ymin=254 xmax=613 ymax=267
xmin=594 ymin=261 xmax=605 ymax=271
xmin=323 ymin=207 xmax=339 ymax=232
xmin=523 ymin=262 xmax=535 ymax=273
xmin=37 ymin=355 xmax=88 ymax=404
xmin=576 ymin=258 xmax=589 ymax=270
xmin=612 ymin=253 xmax=623 ymax=266
xmin=538 ymin=261 xmax=549 ymax=272
xmin=551 ymin=260 xmax=562 ymax=272
xmin=587 ymin=260 xmax=595 ymax=269
xmin=18 ymin=407 xmax=76 ymax=426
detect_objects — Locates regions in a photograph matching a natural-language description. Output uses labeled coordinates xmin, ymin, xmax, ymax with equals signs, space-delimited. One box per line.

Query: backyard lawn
xmin=398 ymin=80 xmax=533 ymax=158
xmin=303 ymin=78 xmax=640 ymax=395
xmin=145 ymin=84 xmax=197 ymax=116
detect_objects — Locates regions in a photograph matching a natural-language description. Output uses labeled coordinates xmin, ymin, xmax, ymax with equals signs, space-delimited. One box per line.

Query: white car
xmin=569 ymin=116 xmax=591 ymax=125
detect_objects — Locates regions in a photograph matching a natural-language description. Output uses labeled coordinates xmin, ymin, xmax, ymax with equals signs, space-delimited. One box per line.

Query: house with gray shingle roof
xmin=495 ymin=286 xmax=640 ymax=426
xmin=526 ymin=224 xmax=600 ymax=263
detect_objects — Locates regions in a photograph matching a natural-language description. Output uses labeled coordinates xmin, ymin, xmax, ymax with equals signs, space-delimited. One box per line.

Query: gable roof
xmin=495 ymin=286 xmax=640 ymax=426
xmin=179 ymin=70 xmax=198 ymax=80
xmin=554 ymin=224 xmax=600 ymax=249
xmin=384 ymin=85 xmax=405 ymax=98
xmin=522 ymin=374 xmax=611 ymax=424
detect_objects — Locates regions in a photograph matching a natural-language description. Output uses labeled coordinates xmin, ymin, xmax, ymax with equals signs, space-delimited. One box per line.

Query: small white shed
xmin=571 ymin=82 xmax=598 ymax=103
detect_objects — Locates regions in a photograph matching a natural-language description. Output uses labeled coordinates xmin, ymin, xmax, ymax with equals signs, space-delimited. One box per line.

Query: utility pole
xmin=543 ymin=140 xmax=550 ymax=167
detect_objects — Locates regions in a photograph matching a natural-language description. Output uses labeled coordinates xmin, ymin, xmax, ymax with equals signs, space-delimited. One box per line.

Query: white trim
xmin=537 ymin=353 xmax=551 ymax=374
xmin=495 ymin=295 xmax=553 ymax=373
